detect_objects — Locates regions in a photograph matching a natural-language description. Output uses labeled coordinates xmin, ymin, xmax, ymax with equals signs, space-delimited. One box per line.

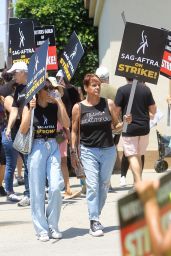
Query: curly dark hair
xmin=1 ymin=69 xmax=13 ymax=82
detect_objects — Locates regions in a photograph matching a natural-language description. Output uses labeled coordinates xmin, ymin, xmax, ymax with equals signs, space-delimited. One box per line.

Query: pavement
xmin=0 ymin=169 xmax=167 ymax=256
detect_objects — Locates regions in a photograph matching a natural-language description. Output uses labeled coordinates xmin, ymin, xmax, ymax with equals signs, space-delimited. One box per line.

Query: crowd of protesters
xmin=0 ymin=62 xmax=171 ymax=255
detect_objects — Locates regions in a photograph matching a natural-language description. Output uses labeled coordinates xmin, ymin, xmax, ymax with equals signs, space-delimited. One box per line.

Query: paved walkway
xmin=0 ymin=169 xmax=166 ymax=256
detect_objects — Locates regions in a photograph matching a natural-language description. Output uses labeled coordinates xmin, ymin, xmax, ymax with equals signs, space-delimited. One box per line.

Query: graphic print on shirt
xmin=34 ymin=104 xmax=57 ymax=139
xmin=81 ymin=110 xmax=111 ymax=125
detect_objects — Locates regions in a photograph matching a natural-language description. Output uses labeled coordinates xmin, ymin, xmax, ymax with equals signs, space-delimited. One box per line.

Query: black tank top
xmin=80 ymin=98 xmax=114 ymax=148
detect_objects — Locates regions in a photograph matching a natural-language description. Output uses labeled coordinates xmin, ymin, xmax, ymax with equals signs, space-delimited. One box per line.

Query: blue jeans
xmin=19 ymin=153 xmax=29 ymax=197
xmin=1 ymin=131 xmax=18 ymax=194
xmin=28 ymin=139 xmax=64 ymax=236
xmin=80 ymin=144 xmax=116 ymax=221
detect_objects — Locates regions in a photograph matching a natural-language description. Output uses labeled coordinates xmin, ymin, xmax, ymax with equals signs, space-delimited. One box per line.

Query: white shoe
xmin=38 ymin=233 xmax=49 ymax=242
xmin=7 ymin=194 xmax=21 ymax=202
xmin=120 ymin=176 xmax=126 ymax=187
xmin=18 ymin=196 xmax=30 ymax=207
xmin=49 ymin=228 xmax=62 ymax=239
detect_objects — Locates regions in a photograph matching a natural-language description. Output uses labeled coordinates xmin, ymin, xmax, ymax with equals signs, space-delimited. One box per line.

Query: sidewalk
xmin=0 ymin=169 xmax=166 ymax=256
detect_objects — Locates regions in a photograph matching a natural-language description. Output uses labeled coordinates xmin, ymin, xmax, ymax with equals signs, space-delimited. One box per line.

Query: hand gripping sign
xmin=118 ymin=171 xmax=171 ymax=256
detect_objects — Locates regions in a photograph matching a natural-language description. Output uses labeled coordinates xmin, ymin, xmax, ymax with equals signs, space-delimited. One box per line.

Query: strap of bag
xmin=77 ymin=103 xmax=81 ymax=157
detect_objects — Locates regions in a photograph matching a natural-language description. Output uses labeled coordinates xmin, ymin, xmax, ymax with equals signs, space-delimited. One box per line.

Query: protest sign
xmin=118 ymin=171 xmax=171 ymax=256
xmin=34 ymin=25 xmax=57 ymax=70
xmin=9 ymin=20 xmax=35 ymax=65
xmin=25 ymin=39 xmax=48 ymax=105
xmin=160 ymin=31 xmax=171 ymax=79
xmin=59 ymin=31 xmax=84 ymax=82
xmin=115 ymin=22 xmax=166 ymax=84
xmin=9 ymin=17 xmax=39 ymax=26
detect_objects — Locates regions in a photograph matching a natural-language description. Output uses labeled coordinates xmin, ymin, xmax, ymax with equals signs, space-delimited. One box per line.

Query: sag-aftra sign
xmin=115 ymin=22 xmax=166 ymax=84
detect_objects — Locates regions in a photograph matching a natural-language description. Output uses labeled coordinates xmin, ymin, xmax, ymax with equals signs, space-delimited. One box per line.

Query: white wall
xmin=0 ymin=0 xmax=7 ymax=66
xmin=98 ymin=0 xmax=171 ymax=150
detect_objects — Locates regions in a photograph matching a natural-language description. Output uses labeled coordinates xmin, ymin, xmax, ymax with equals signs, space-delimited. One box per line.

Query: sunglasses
xmin=43 ymin=85 xmax=54 ymax=91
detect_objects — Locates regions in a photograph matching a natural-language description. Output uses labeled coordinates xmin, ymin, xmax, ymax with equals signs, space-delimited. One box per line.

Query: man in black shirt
xmin=6 ymin=61 xmax=30 ymax=206
xmin=114 ymin=78 xmax=156 ymax=184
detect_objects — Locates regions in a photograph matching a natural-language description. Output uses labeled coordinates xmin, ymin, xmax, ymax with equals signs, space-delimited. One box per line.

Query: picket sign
xmin=167 ymin=80 xmax=171 ymax=126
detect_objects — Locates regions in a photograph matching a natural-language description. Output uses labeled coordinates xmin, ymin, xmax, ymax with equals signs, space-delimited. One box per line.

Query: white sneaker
xmin=38 ymin=233 xmax=49 ymax=242
xmin=120 ymin=176 xmax=126 ymax=187
xmin=7 ymin=194 xmax=21 ymax=202
xmin=18 ymin=196 xmax=30 ymax=207
xmin=49 ymin=228 xmax=62 ymax=239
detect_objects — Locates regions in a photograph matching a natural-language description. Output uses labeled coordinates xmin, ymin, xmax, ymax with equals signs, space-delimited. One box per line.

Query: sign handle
xmin=121 ymin=11 xmax=126 ymax=25
xmin=122 ymin=79 xmax=138 ymax=133
xmin=167 ymin=79 xmax=171 ymax=126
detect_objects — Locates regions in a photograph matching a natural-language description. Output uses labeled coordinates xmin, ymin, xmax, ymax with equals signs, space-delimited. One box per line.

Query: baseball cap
xmin=7 ymin=61 xmax=28 ymax=73
xmin=56 ymin=69 xmax=64 ymax=78
xmin=46 ymin=76 xmax=64 ymax=95
xmin=95 ymin=66 xmax=109 ymax=80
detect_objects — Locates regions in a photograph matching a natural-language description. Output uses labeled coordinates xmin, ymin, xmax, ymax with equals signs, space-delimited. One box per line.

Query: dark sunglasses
xmin=43 ymin=85 xmax=54 ymax=91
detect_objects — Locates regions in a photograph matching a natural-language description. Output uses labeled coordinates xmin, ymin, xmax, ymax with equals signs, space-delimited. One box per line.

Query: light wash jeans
xmin=28 ymin=139 xmax=64 ymax=236
xmin=80 ymin=144 xmax=116 ymax=221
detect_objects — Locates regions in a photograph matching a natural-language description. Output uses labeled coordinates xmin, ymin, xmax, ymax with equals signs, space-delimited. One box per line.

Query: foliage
xmin=15 ymin=0 xmax=99 ymax=86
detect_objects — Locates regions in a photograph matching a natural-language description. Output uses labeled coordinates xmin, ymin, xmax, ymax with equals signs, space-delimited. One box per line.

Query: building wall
xmin=0 ymin=0 xmax=7 ymax=66
xmin=98 ymin=0 xmax=171 ymax=153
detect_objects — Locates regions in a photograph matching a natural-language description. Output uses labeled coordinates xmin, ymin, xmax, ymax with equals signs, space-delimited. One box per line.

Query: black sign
xmin=115 ymin=22 xmax=167 ymax=84
xmin=25 ymin=39 xmax=49 ymax=105
xmin=34 ymin=25 xmax=57 ymax=70
xmin=118 ymin=171 xmax=171 ymax=255
xmin=9 ymin=17 xmax=39 ymax=26
xmin=160 ymin=30 xmax=171 ymax=78
xmin=9 ymin=21 xmax=35 ymax=65
xmin=59 ymin=31 xmax=84 ymax=82
xmin=34 ymin=25 xmax=56 ymax=47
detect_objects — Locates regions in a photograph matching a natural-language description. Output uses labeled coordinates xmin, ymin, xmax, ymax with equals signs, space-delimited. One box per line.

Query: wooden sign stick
xmin=122 ymin=79 xmax=138 ymax=133
xmin=167 ymin=79 xmax=171 ymax=126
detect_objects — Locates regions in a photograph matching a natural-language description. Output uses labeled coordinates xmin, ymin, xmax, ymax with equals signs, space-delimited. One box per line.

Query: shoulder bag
xmin=13 ymin=109 xmax=34 ymax=155
xmin=70 ymin=103 xmax=85 ymax=179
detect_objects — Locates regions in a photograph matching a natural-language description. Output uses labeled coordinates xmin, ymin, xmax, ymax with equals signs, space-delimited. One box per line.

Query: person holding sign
xmin=5 ymin=62 xmax=30 ymax=206
xmin=114 ymin=78 xmax=156 ymax=184
xmin=19 ymin=77 xmax=70 ymax=242
xmin=135 ymin=179 xmax=171 ymax=256
xmin=71 ymin=74 xmax=131 ymax=237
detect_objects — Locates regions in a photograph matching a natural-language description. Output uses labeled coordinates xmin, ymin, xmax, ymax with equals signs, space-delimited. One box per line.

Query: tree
xmin=15 ymin=0 xmax=98 ymax=86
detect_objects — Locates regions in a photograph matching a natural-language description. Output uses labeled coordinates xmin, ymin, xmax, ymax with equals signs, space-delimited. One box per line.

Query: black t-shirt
xmin=115 ymin=83 xmax=155 ymax=137
xmin=12 ymin=84 xmax=26 ymax=108
xmin=62 ymin=86 xmax=80 ymax=118
xmin=33 ymin=103 xmax=58 ymax=139
xmin=80 ymin=98 xmax=114 ymax=148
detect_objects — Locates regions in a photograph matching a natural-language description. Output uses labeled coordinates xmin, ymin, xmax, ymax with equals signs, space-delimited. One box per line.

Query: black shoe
xmin=17 ymin=176 xmax=25 ymax=186
xmin=97 ymin=221 xmax=104 ymax=230
xmin=0 ymin=186 xmax=7 ymax=196
xmin=89 ymin=220 xmax=104 ymax=237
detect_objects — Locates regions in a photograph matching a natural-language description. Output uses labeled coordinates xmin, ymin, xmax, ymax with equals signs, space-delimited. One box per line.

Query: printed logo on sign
xmin=34 ymin=55 xmax=39 ymax=74
xmin=137 ymin=31 xmax=148 ymax=55
xmin=70 ymin=43 xmax=78 ymax=60
xmin=19 ymin=28 xmax=25 ymax=48
xmin=43 ymin=115 xmax=48 ymax=125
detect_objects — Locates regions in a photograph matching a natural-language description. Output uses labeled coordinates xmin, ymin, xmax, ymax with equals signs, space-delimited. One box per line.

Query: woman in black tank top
xmin=71 ymin=73 xmax=131 ymax=237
